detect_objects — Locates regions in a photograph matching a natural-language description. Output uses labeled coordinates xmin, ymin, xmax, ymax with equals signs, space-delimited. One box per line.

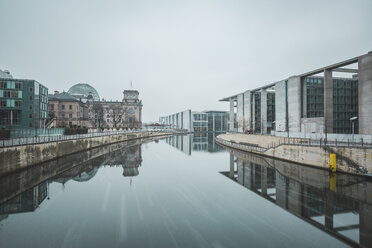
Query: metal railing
xmin=216 ymin=135 xmax=372 ymax=153
xmin=0 ymin=128 xmax=183 ymax=148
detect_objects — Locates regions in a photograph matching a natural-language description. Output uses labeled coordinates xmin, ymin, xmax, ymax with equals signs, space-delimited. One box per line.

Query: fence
xmin=0 ymin=129 xmax=183 ymax=148
xmin=216 ymin=135 xmax=372 ymax=153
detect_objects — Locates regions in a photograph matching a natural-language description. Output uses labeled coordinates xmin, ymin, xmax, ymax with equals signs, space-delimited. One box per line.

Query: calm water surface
xmin=0 ymin=133 xmax=371 ymax=248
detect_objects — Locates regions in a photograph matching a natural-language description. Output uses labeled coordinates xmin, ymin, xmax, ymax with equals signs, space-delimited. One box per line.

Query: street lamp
xmin=350 ymin=116 xmax=357 ymax=142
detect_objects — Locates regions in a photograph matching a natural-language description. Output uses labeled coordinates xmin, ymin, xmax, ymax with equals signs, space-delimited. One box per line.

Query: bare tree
xmin=93 ymin=102 xmax=104 ymax=129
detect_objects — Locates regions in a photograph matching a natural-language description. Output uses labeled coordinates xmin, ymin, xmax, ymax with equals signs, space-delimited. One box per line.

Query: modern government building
xmin=159 ymin=110 xmax=229 ymax=133
xmin=220 ymin=51 xmax=372 ymax=136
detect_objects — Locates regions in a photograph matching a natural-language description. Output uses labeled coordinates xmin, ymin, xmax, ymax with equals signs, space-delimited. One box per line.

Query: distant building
xmin=48 ymin=83 xmax=143 ymax=129
xmin=48 ymin=91 xmax=89 ymax=128
xmin=0 ymin=72 xmax=48 ymax=129
xmin=159 ymin=110 xmax=229 ymax=132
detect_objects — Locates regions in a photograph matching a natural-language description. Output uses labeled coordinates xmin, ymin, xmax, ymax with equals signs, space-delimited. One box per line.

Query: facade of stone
xmin=48 ymin=84 xmax=142 ymax=129
xmin=87 ymin=90 xmax=142 ymax=129
xmin=48 ymin=91 xmax=90 ymax=128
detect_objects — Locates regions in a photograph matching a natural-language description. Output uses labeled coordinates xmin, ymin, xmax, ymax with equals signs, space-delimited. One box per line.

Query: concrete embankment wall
xmin=217 ymin=134 xmax=372 ymax=175
xmin=0 ymin=136 xmax=158 ymax=205
xmin=0 ymin=131 xmax=172 ymax=176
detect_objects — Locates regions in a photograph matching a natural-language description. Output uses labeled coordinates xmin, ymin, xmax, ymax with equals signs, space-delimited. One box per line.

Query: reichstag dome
xmin=68 ymin=83 xmax=100 ymax=101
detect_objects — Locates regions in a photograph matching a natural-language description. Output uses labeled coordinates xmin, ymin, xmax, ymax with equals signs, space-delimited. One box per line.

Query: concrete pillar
xmin=229 ymin=99 xmax=235 ymax=131
xmin=302 ymin=77 xmax=307 ymax=118
xmin=212 ymin=115 xmax=215 ymax=132
xmin=229 ymin=153 xmax=234 ymax=179
xmin=275 ymin=80 xmax=287 ymax=132
xmin=244 ymin=162 xmax=252 ymax=189
xmin=243 ymin=90 xmax=251 ymax=131
xmin=237 ymin=159 xmax=244 ymax=184
xmin=324 ymin=69 xmax=334 ymax=134
xmin=252 ymin=93 xmax=256 ymax=130
xmin=237 ymin=93 xmax=244 ymax=132
xmin=261 ymin=166 xmax=267 ymax=196
xmin=358 ymin=51 xmax=372 ymax=134
xmin=287 ymin=76 xmax=302 ymax=132
xmin=261 ymin=89 xmax=268 ymax=134
xmin=360 ymin=202 xmax=372 ymax=247
xmin=325 ymin=191 xmax=334 ymax=229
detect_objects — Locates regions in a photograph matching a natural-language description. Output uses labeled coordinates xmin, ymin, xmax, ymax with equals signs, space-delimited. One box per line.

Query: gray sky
xmin=1 ymin=0 xmax=371 ymax=122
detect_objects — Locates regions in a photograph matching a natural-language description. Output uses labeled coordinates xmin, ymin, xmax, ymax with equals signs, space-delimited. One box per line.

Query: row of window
xmin=0 ymin=81 xmax=22 ymax=89
xmin=0 ymin=99 xmax=23 ymax=107
xmin=0 ymin=90 xmax=22 ymax=98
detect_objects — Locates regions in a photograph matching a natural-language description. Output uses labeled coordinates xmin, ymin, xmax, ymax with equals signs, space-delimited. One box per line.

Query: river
xmin=0 ymin=133 xmax=371 ymax=248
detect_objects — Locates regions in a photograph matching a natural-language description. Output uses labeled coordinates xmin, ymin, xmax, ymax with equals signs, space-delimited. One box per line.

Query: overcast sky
xmin=1 ymin=0 xmax=371 ymax=122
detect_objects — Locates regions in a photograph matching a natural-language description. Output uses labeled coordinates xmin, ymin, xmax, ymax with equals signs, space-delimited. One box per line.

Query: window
xmin=29 ymin=114 xmax=32 ymax=118
xmin=29 ymin=96 xmax=32 ymax=100
xmin=62 ymin=113 xmax=65 ymax=118
xmin=50 ymin=104 xmax=54 ymax=110
xmin=15 ymin=82 xmax=22 ymax=89
xmin=30 ymin=87 xmax=33 ymax=92
xmin=29 ymin=123 xmax=32 ymax=127
xmin=29 ymin=105 xmax=32 ymax=110
xmin=0 ymin=81 xmax=7 ymax=89
xmin=107 ymin=119 xmax=110 ymax=123
xmin=15 ymin=100 xmax=22 ymax=107
xmin=69 ymin=114 xmax=72 ymax=118
xmin=69 ymin=105 xmax=72 ymax=110
xmin=62 ymin=105 xmax=65 ymax=110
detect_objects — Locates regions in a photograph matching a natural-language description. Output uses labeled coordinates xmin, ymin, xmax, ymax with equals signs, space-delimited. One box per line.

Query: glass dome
xmin=68 ymin=83 xmax=100 ymax=101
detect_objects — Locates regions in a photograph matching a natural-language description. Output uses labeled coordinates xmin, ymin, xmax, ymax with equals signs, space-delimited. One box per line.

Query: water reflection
xmin=0 ymin=141 xmax=144 ymax=222
xmin=222 ymin=148 xmax=372 ymax=248
xmin=0 ymin=182 xmax=48 ymax=222
xmin=165 ymin=132 xmax=224 ymax=154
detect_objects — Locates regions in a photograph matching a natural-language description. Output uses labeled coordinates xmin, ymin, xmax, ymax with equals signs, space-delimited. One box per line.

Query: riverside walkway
xmin=0 ymin=129 xmax=186 ymax=148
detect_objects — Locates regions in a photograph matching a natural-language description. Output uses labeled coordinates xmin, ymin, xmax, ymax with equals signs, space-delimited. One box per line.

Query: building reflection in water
xmin=0 ymin=182 xmax=48 ymax=223
xmin=0 ymin=143 xmax=143 ymax=223
xmin=165 ymin=133 xmax=225 ymax=155
xmin=222 ymin=150 xmax=372 ymax=248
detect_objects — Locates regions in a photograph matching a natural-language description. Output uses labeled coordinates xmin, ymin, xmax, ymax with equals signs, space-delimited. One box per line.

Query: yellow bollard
xmin=329 ymin=153 xmax=336 ymax=173
xmin=329 ymin=173 xmax=336 ymax=191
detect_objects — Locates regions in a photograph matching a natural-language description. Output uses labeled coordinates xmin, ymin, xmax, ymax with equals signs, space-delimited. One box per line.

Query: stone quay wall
xmin=216 ymin=133 xmax=372 ymax=175
xmin=0 ymin=131 xmax=173 ymax=176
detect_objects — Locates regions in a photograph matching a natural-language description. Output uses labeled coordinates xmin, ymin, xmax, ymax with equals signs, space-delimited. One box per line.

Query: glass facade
xmin=305 ymin=76 xmax=358 ymax=134
xmin=0 ymin=78 xmax=48 ymax=130
xmin=333 ymin=78 xmax=358 ymax=134
xmin=206 ymin=111 xmax=228 ymax=132
xmin=306 ymin=77 xmax=324 ymax=118
xmin=267 ymin=92 xmax=275 ymax=132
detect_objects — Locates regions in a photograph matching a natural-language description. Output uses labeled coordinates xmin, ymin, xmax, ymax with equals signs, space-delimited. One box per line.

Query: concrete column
xmin=244 ymin=162 xmax=252 ymax=189
xmin=325 ymin=191 xmax=334 ymax=229
xmin=324 ymin=69 xmax=333 ymax=134
xmin=229 ymin=99 xmax=235 ymax=131
xmin=275 ymin=80 xmax=287 ymax=132
xmin=243 ymin=90 xmax=251 ymax=131
xmin=229 ymin=153 xmax=234 ymax=179
xmin=360 ymin=202 xmax=372 ymax=247
xmin=261 ymin=89 xmax=268 ymax=134
xmin=252 ymin=93 xmax=256 ymax=130
xmin=237 ymin=159 xmax=244 ymax=184
xmin=261 ymin=166 xmax=267 ymax=196
xmin=302 ymin=77 xmax=307 ymax=118
xmin=358 ymin=52 xmax=372 ymax=134
xmin=237 ymin=93 xmax=244 ymax=132
xmin=212 ymin=115 xmax=215 ymax=132
xmin=287 ymin=76 xmax=302 ymax=132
